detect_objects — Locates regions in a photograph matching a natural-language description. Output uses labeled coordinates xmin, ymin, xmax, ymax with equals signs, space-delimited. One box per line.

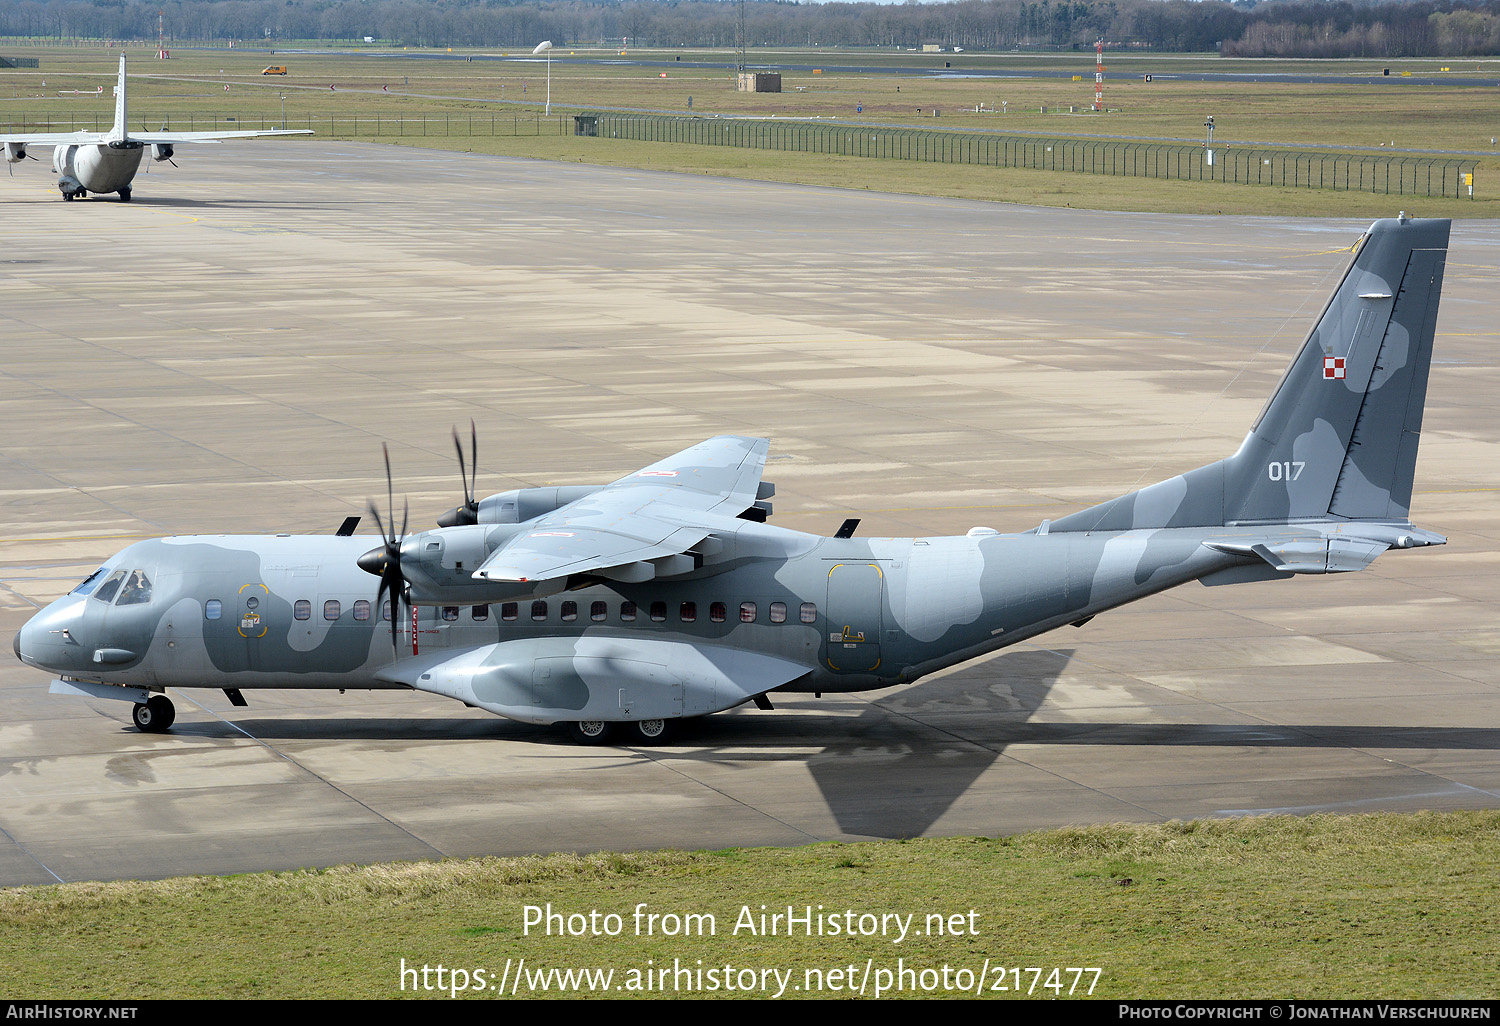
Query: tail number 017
xmin=1268 ymin=461 xmax=1306 ymax=482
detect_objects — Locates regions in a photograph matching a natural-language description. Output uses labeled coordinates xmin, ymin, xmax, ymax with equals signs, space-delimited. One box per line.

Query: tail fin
xmin=1050 ymin=216 xmax=1449 ymax=533
xmin=109 ymin=53 xmax=128 ymax=142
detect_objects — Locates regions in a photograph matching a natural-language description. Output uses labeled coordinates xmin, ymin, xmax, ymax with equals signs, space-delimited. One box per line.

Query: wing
xmin=473 ymin=435 xmax=771 ymax=585
xmin=129 ymin=129 xmax=313 ymax=144
xmin=0 ymin=131 xmax=107 ymax=146
xmin=0 ymin=129 xmax=311 ymax=148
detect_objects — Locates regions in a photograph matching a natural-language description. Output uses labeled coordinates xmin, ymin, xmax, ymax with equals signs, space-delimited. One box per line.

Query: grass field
xmin=3 ymin=44 xmax=1497 ymax=217
xmin=2 ymin=811 xmax=1498 ymax=999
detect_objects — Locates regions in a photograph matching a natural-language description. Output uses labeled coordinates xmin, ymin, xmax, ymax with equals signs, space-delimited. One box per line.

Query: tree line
xmin=2 ymin=0 xmax=1497 ymax=59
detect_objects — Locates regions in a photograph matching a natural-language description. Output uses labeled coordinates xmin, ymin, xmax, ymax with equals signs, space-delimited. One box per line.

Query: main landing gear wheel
xmin=132 ymin=695 xmax=175 ymax=733
xmin=119 ymin=187 xmax=131 ymax=202
xmin=567 ymin=720 xmax=615 ymax=745
xmin=628 ymin=719 xmax=675 ymax=745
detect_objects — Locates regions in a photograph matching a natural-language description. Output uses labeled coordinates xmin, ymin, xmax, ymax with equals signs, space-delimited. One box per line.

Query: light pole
xmin=533 ymin=40 xmax=553 ymax=116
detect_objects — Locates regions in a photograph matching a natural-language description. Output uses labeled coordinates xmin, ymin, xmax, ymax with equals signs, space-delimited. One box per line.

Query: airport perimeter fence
xmin=581 ymin=112 xmax=1478 ymax=199
xmin=3 ymin=108 xmax=1477 ymax=198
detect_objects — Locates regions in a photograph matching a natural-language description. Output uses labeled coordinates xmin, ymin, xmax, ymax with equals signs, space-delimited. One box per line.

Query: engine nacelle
xmin=52 ymin=145 xmax=77 ymax=177
xmin=476 ymin=485 xmax=601 ymax=525
xmin=150 ymin=143 xmax=174 ymax=163
xmin=3 ymin=141 xmax=25 ymax=164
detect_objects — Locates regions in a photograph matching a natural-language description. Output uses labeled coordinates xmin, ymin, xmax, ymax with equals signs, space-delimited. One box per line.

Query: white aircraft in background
xmin=1 ymin=53 xmax=310 ymax=201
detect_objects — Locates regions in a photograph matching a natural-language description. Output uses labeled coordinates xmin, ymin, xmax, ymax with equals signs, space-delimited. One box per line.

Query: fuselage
xmin=53 ymin=141 xmax=143 ymax=197
xmin=14 ymin=523 xmax=1246 ymax=705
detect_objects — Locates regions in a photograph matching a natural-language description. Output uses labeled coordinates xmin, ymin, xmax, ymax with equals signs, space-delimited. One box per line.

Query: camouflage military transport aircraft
xmin=13 ymin=217 xmax=1452 ymax=744
xmin=1 ymin=54 xmax=309 ymax=201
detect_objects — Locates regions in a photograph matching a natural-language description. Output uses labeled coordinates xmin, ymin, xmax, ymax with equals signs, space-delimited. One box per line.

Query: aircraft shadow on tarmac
xmin=126 ymin=647 xmax=1498 ymax=841
xmin=120 ymin=195 xmax=330 ymax=211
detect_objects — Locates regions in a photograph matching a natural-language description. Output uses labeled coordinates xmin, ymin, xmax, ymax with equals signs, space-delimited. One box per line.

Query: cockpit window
xmin=70 ymin=567 xmax=108 ymax=596
xmin=92 ymin=570 xmax=127 ymax=603
xmin=115 ymin=570 xmax=153 ymax=606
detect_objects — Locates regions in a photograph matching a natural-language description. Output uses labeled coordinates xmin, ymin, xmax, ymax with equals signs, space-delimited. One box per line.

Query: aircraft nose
xmin=13 ymin=598 xmax=87 ymax=673
xmin=13 ymin=612 xmax=41 ymax=669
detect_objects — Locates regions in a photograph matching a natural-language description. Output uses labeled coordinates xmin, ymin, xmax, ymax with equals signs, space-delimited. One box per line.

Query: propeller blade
xmin=468 ymin=419 xmax=478 ymax=511
xmin=437 ymin=420 xmax=481 ymax=527
xmin=359 ymin=444 xmax=411 ymax=652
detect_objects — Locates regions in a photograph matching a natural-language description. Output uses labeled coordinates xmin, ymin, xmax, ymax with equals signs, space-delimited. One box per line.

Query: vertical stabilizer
xmin=109 ymin=53 xmax=128 ymax=141
xmin=1048 ymin=217 xmax=1449 ymax=533
xmin=1227 ymin=216 xmax=1448 ymax=523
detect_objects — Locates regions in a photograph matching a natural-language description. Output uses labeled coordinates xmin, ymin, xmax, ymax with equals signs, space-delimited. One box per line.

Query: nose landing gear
xmin=131 ymin=694 xmax=176 ymax=732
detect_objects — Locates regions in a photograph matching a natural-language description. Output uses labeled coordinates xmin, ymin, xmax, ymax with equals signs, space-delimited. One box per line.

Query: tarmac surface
xmin=1 ymin=142 xmax=1497 ymax=886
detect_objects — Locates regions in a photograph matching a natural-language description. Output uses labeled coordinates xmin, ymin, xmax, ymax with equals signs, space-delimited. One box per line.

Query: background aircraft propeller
xmin=357 ymin=444 xmax=410 ymax=650
xmin=436 ymin=420 xmax=479 ymax=527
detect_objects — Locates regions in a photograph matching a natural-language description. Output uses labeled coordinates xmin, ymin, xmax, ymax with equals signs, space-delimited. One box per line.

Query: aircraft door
xmin=237 ymin=583 xmax=269 ymax=670
xmin=825 ymin=563 xmax=883 ymax=673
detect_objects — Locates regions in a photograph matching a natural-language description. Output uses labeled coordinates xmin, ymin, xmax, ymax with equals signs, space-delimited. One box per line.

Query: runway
xmin=1 ymin=141 xmax=1496 ymax=886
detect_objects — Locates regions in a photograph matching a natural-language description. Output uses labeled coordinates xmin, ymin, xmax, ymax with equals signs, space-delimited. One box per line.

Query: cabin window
xmin=561 ymin=601 xmax=577 ymax=622
xmin=381 ymin=600 xmax=392 ymax=622
xmin=353 ymin=600 xmax=371 ymax=621
xmin=501 ymin=602 xmax=518 ymax=622
xmin=710 ymin=601 xmax=727 ymax=623
xmin=620 ymin=601 xmax=637 ymax=622
xmin=471 ymin=605 xmax=489 ymax=621
xmin=650 ymin=601 xmax=667 ymax=622
xmin=323 ymin=599 xmax=341 ymax=620
xmin=531 ymin=601 xmax=548 ymax=621
xmin=591 ymin=601 xmax=607 ymax=622
xmin=205 ymin=599 xmax=222 ymax=620
xmin=770 ymin=601 xmax=787 ymax=624
xmin=740 ymin=601 xmax=757 ymax=623
xmin=441 ymin=606 xmax=459 ymax=621
xmin=680 ymin=602 xmax=697 ymax=623
xmin=800 ymin=602 xmax=818 ymax=624
xmin=294 ymin=600 xmax=311 ymax=621
xmin=93 ymin=570 xmax=127 ymax=604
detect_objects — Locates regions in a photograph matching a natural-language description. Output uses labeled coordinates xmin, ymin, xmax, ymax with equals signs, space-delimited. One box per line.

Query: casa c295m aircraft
xmin=13 ymin=217 xmax=1452 ymax=744
xmin=1 ymin=53 xmax=310 ymax=201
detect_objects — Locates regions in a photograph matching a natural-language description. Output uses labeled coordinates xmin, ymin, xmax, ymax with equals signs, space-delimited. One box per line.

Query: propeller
xmin=436 ymin=419 xmax=480 ymax=527
xmin=357 ymin=443 xmax=410 ymax=651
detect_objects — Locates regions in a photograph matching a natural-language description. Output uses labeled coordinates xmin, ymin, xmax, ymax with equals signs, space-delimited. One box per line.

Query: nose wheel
xmin=131 ymin=695 xmax=176 ymax=732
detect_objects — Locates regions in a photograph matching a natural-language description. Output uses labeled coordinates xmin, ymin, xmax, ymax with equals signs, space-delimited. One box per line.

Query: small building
xmin=737 ymin=72 xmax=781 ymax=93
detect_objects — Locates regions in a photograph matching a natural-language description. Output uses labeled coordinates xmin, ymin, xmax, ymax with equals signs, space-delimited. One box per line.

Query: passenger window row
xmin=205 ymin=598 xmax=393 ymax=622
xmin=489 ymin=599 xmax=818 ymax=625
xmin=203 ymin=597 xmax=818 ymax=626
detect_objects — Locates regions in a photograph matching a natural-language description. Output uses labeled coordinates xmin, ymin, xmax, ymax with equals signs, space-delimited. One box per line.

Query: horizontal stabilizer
xmin=1203 ymin=522 xmax=1443 ymax=574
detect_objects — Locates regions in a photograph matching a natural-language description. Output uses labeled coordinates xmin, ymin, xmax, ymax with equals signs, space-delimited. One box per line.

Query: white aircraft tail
xmin=108 ymin=53 xmax=128 ymax=142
